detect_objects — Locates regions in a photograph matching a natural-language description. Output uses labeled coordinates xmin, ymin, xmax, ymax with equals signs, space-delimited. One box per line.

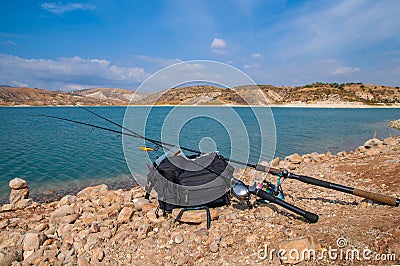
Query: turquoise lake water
xmin=0 ymin=106 xmax=399 ymax=202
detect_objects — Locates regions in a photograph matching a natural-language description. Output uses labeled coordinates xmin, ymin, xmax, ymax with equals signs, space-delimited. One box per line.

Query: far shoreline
xmin=2 ymin=103 xmax=400 ymax=108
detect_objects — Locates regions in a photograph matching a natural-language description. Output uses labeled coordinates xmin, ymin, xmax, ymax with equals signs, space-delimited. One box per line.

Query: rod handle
xmin=353 ymin=188 xmax=399 ymax=206
xmin=255 ymin=189 xmax=319 ymax=223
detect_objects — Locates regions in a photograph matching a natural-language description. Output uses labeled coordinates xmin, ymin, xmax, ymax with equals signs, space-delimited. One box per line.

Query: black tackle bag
xmin=146 ymin=152 xmax=233 ymax=214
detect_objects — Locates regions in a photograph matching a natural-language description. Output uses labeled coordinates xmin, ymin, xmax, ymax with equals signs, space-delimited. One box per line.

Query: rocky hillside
xmin=259 ymin=82 xmax=400 ymax=105
xmin=130 ymin=85 xmax=270 ymax=105
xmin=71 ymin=88 xmax=149 ymax=103
xmin=0 ymin=86 xmax=141 ymax=106
xmin=1 ymin=83 xmax=400 ymax=106
xmin=132 ymin=82 xmax=400 ymax=106
xmin=1 ymin=136 xmax=400 ymax=265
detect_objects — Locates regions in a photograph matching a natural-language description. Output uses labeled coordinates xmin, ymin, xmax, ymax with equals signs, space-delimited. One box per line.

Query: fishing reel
xmin=231 ymin=177 xmax=285 ymax=204
xmin=255 ymin=178 xmax=285 ymax=202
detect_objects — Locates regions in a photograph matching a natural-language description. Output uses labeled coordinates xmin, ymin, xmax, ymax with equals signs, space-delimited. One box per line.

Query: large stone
xmin=146 ymin=211 xmax=165 ymax=223
xmin=357 ymin=146 xmax=367 ymax=153
xmin=172 ymin=208 xmax=219 ymax=224
xmin=363 ymin=138 xmax=383 ymax=148
xmin=285 ymin=153 xmax=303 ymax=164
xmin=0 ymin=252 xmax=14 ymax=266
xmin=77 ymin=184 xmax=108 ymax=200
xmin=49 ymin=205 xmax=78 ymax=225
xmin=279 ymin=236 xmax=316 ymax=264
xmin=34 ymin=223 xmax=48 ymax=232
xmin=287 ymin=163 xmax=297 ymax=170
xmin=0 ymin=247 xmax=21 ymax=266
xmin=279 ymin=161 xmax=290 ymax=169
xmin=253 ymin=205 xmax=276 ymax=220
xmin=389 ymin=119 xmax=400 ymax=130
xmin=117 ymin=207 xmax=134 ymax=224
xmin=14 ymin=199 xmax=33 ymax=209
xmin=9 ymin=178 xmax=27 ymax=189
xmin=383 ymin=137 xmax=397 ymax=147
xmin=366 ymin=148 xmax=381 ymax=156
xmin=9 ymin=188 xmax=29 ymax=204
xmin=0 ymin=219 xmax=9 ymax=230
xmin=23 ymin=233 xmax=40 ymax=252
xmin=91 ymin=248 xmax=104 ymax=262
xmin=133 ymin=198 xmax=150 ymax=211
xmin=58 ymin=195 xmax=76 ymax=207
xmin=1 ymin=204 xmax=13 ymax=212
xmin=270 ymin=157 xmax=280 ymax=167
xmin=78 ymin=257 xmax=90 ymax=266
xmin=142 ymin=202 xmax=159 ymax=213
xmin=57 ymin=224 xmax=73 ymax=239
xmin=86 ymin=232 xmax=103 ymax=246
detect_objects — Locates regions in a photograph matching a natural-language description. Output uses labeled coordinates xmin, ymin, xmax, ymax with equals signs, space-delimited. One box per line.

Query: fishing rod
xmin=265 ymin=168 xmax=400 ymax=207
xmin=79 ymin=107 xmax=400 ymax=207
xmin=36 ymin=109 xmax=319 ymax=222
xmin=78 ymin=106 xmax=260 ymax=165
xmin=36 ymin=108 xmax=400 ymax=208
xmin=77 ymin=107 xmax=319 ymax=221
xmin=77 ymin=105 xmax=200 ymax=154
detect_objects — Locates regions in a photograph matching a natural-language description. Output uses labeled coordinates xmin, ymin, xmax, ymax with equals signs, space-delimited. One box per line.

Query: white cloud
xmin=211 ymin=38 xmax=227 ymax=49
xmin=41 ymin=2 xmax=96 ymax=15
xmin=244 ymin=64 xmax=260 ymax=69
xmin=266 ymin=1 xmax=400 ymax=59
xmin=330 ymin=66 xmax=360 ymax=76
xmin=0 ymin=54 xmax=149 ymax=90
xmin=9 ymin=81 xmax=28 ymax=87
xmin=252 ymin=53 xmax=263 ymax=59
xmin=6 ymin=40 xmax=17 ymax=46
xmin=244 ymin=58 xmax=366 ymax=86
xmin=134 ymin=55 xmax=183 ymax=67
xmin=210 ymin=49 xmax=227 ymax=55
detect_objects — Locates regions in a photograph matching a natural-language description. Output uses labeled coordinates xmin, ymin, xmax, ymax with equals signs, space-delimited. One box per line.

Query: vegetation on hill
xmin=1 ymin=83 xmax=399 ymax=106
xmin=260 ymin=82 xmax=400 ymax=105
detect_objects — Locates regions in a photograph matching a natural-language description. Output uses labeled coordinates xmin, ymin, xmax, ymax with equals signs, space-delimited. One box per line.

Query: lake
xmin=0 ymin=106 xmax=399 ymax=202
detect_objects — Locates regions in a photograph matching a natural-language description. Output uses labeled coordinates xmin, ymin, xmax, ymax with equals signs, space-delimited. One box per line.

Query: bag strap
xmin=174 ymin=206 xmax=211 ymax=229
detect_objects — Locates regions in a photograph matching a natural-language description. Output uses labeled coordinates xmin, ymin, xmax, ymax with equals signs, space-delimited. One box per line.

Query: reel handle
xmin=254 ymin=189 xmax=319 ymax=223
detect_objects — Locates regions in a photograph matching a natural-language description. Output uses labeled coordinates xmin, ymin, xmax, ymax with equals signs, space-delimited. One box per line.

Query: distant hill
xmin=257 ymin=83 xmax=400 ymax=105
xmin=132 ymin=83 xmax=400 ymax=106
xmin=1 ymin=83 xmax=399 ymax=106
xmin=0 ymin=87 xmax=143 ymax=106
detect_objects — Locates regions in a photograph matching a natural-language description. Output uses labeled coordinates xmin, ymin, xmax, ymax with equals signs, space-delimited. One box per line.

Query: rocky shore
xmin=1 ymin=136 xmax=400 ymax=265
xmin=390 ymin=119 xmax=400 ymax=130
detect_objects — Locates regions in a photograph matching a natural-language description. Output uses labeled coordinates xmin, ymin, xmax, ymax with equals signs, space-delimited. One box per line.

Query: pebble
xmin=117 ymin=207 xmax=134 ymax=224
xmin=91 ymin=247 xmax=105 ymax=262
xmin=174 ymin=235 xmax=184 ymax=244
xmin=209 ymin=241 xmax=219 ymax=253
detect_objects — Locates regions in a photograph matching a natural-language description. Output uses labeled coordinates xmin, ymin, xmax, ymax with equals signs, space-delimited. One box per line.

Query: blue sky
xmin=0 ymin=0 xmax=399 ymax=91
